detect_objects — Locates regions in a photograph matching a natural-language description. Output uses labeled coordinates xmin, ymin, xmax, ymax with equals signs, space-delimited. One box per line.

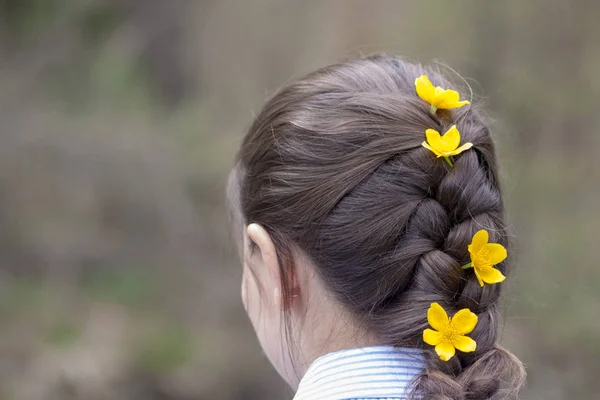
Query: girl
xmin=228 ymin=55 xmax=526 ymax=400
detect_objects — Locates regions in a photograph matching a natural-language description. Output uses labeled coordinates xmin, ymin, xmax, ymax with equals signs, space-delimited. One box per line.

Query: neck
xmin=283 ymin=260 xmax=383 ymax=389
xmin=290 ymin=298 xmax=381 ymax=389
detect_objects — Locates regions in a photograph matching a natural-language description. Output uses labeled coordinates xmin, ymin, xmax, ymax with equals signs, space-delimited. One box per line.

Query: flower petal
xmin=415 ymin=75 xmax=435 ymax=104
xmin=428 ymin=302 xmax=449 ymax=331
xmin=485 ymin=243 xmax=508 ymax=265
xmin=436 ymin=89 xmax=460 ymax=109
xmin=441 ymin=125 xmax=461 ymax=151
xmin=436 ymin=89 xmax=470 ymax=109
xmin=451 ymin=100 xmax=471 ymax=108
xmin=450 ymin=309 xmax=478 ymax=334
xmin=478 ymin=266 xmax=506 ymax=285
xmin=423 ymin=329 xmax=443 ymax=346
xmin=448 ymin=142 xmax=473 ymax=156
xmin=473 ymin=267 xmax=485 ymax=287
xmin=425 ymin=130 xmax=446 ymax=157
xmin=469 ymin=230 xmax=489 ymax=254
xmin=425 ymin=128 xmax=443 ymax=147
xmin=435 ymin=341 xmax=456 ymax=361
xmin=422 ymin=141 xmax=442 ymax=157
xmin=452 ymin=335 xmax=477 ymax=353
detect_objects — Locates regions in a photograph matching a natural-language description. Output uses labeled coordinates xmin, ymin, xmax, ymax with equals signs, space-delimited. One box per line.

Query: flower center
xmin=442 ymin=328 xmax=458 ymax=343
xmin=476 ymin=247 xmax=492 ymax=269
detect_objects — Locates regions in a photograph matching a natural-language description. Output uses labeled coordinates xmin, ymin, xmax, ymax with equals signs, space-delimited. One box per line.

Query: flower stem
xmin=443 ymin=156 xmax=453 ymax=167
xmin=461 ymin=262 xmax=473 ymax=270
xmin=430 ymin=105 xmax=438 ymax=115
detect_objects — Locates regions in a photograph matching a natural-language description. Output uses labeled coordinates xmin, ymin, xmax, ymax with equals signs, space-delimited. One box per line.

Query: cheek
xmin=241 ymin=265 xmax=254 ymax=320
xmin=241 ymin=265 xmax=280 ymax=340
xmin=241 ymin=263 xmax=295 ymax=385
xmin=241 ymin=267 xmax=248 ymax=312
xmin=241 ymin=263 xmax=263 ymax=328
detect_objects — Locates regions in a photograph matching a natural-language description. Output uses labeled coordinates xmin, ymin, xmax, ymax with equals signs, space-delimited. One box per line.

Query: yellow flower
xmin=422 ymin=125 xmax=473 ymax=166
xmin=465 ymin=230 xmax=507 ymax=287
xmin=415 ymin=75 xmax=470 ymax=113
xmin=423 ymin=302 xmax=478 ymax=361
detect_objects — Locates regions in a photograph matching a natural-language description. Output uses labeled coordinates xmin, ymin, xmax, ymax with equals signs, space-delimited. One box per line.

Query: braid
xmin=376 ymin=110 xmax=524 ymax=399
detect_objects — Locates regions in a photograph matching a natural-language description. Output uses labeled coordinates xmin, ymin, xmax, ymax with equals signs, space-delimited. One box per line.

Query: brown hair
xmin=231 ymin=55 xmax=525 ymax=400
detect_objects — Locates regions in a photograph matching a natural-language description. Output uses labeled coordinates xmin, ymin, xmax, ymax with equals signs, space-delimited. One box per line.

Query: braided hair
xmin=235 ymin=54 xmax=525 ymax=400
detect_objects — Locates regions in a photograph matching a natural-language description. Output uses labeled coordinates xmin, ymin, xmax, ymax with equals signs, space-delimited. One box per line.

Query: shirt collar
xmin=293 ymin=345 xmax=425 ymax=400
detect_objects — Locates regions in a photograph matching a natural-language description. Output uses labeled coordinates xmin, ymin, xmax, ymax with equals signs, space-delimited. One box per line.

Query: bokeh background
xmin=0 ymin=1 xmax=598 ymax=399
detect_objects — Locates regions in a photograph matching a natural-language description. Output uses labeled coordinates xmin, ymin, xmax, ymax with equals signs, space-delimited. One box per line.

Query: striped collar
xmin=293 ymin=345 xmax=425 ymax=400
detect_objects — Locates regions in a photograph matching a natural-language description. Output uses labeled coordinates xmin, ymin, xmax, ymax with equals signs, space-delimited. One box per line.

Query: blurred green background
xmin=0 ymin=1 xmax=598 ymax=399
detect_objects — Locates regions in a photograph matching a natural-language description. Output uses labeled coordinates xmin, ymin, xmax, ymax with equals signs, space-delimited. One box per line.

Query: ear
xmin=246 ymin=223 xmax=285 ymax=309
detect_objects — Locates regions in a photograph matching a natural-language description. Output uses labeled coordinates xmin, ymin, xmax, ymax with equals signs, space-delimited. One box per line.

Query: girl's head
xmin=229 ymin=55 xmax=525 ymax=399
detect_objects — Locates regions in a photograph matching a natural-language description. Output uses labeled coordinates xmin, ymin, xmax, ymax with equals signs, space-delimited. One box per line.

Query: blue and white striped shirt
xmin=293 ymin=346 xmax=425 ymax=400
